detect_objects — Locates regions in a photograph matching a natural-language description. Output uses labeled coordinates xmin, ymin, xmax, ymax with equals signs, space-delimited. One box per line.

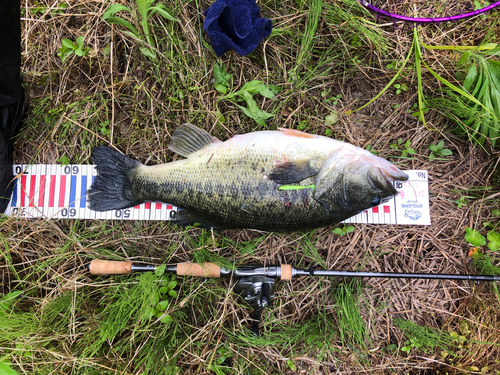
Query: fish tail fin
xmin=88 ymin=146 xmax=142 ymax=211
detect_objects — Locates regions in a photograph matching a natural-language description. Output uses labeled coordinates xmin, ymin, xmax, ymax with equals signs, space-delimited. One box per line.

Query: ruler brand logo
xmin=404 ymin=209 xmax=422 ymax=221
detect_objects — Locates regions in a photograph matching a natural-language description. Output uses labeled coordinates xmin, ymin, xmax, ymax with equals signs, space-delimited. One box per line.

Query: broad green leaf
xmin=465 ymin=227 xmax=486 ymax=247
xmin=237 ymin=104 xmax=273 ymax=126
xmin=148 ymin=6 xmax=179 ymax=22
xmin=236 ymin=92 xmax=274 ymax=125
xmin=421 ymin=41 xmax=497 ymax=51
xmin=213 ymin=64 xmax=232 ymax=94
xmin=104 ymin=16 xmax=139 ymax=37
xmin=76 ymin=36 xmax=84 ymax=47
xmin=139 ymin=47 xmax=157 ymax=60
xmin=268 ymin=84 xmax=282 ymax=95
xmin=159 ymin=286 xmax=168 ymax=294
xmin=259 ymin=87 xmax=277 ymax=99
xmin=487 ymin=231 xmax=500 ymax=252
xmin=333 ymin=228 xmax=344 ymax=235
xmin=457 ymin=51 xmax=471 ymax=66
xmin=0 ymin=359 xmax=19 ymax=375
xmin=168 ymin=290 xmax=177 ymax=298
xmin=214 ymin=83 xmax=227 ymax=94
xmin=492 ymin=209 xmax=500 ymax=217
xmin=157 ymin=300 xmax=170 ymax=311
xmin=414 ymin=29 xmax=427 ymax=128
xmin=437 ymin=140 xmax=444 ymax=149
xmin=102 ymin=4 xmax=136 ymax=20
xmin=325 ymin=112 xmax=339 ymax=125
xmin=216 ymin=108 xmax=225 ymax=124
xmin=464 ymin=63 xmax=478 ymax=92
xmin=159 ymin=313 xmax=174 ymax=324
xmin=440 ymin=149 xmax=453 ymax=156
xmin=167 ymin=280 xmax=177 ymax=289
xmin=135 ymin=0 xmax=149 ymax=21
xmin=471 ymin=67 xmax=485 ymax=98
xmin=345 ymin=226 xmax=355 ymax=233
xmin=61 ymin=39 xmax=75 ymax=49
xmin=429 ymin=144 xmax=438 ymax=152
xmin=238 ymin=81 xmax=268 ymax=95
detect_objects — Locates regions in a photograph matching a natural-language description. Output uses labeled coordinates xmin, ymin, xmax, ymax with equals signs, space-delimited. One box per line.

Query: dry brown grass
xmin=1 ymin=0 xmax=500 ymax=374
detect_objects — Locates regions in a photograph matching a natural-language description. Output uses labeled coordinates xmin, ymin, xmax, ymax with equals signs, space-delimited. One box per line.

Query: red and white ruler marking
xmin=3 ymin=165 xmax=430 ymax=225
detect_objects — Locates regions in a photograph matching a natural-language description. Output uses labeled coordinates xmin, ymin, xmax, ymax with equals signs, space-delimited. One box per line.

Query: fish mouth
xmin=368 ymin=166 xmax=408 ymax=196
xmin=380 ymin=165 xmax=409 ymax=182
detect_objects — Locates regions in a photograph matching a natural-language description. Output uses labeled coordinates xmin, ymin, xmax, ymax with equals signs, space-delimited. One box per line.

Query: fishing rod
xmin=88 ymin=260 xmax=500 ymax=336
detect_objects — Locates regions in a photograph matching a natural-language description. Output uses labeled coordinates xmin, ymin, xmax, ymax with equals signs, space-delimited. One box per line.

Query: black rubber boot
xmin=0 ymin=0 xmax=26 ymax=213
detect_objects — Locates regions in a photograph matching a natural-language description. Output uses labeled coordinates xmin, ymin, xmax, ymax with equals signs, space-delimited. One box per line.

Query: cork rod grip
xmin=176 ymin=262 xmax=221 ymax=278
xmin=280 ymin=264 xmax=293 ymax=280
xmin=88 ymin=260 xmax=133 ymax=275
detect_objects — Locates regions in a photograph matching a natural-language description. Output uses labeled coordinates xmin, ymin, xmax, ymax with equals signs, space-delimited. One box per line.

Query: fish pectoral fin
xmin=174 ymin=208 xmax=228 ymax=230
xmin=168 ymin=123 xmax=222 ymax=157
xmin=269 ymin=159 xmax=318 ymax=184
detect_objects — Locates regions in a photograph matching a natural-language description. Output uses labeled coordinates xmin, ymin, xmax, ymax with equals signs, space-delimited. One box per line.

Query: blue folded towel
xmin=203 ymin=0 xmax=272 ymax=57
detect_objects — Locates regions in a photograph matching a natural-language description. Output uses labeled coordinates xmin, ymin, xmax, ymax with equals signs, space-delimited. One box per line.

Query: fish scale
xmin=88 ymin=124 xmax=410 ymax=231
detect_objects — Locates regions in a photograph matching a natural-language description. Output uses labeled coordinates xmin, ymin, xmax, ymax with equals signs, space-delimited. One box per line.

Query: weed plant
xmin=427 ymin=44 xmax=500 ymax=147
xmin=394 ymin=319 xmax=460 ymax=354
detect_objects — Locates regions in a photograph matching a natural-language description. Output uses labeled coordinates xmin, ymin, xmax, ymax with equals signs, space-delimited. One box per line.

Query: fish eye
xmin=371 ymin=196 xmax=381 ymax=206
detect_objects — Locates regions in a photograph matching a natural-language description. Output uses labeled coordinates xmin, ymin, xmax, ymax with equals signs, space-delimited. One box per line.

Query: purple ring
xmin=359 ymin=0 xmax=500 ymax=23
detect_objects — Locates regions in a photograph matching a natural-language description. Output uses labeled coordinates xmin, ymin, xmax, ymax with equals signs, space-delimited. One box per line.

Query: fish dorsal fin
xmin=278 ymin=128 xmax=316 ymax=139
xmin=269 ymin=159 xmax=318 ymax=184
xmin=168 ymin=123 xmax=221 ymax=157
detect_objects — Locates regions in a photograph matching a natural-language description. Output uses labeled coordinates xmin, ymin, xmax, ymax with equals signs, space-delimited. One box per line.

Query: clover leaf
xmin=464 ymin=227 xmax=486 ymax=247
xmin=487 ymin=231 xmax=500 ymax=252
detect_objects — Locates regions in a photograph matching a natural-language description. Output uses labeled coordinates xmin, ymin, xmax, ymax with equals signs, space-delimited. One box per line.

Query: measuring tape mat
xmin=3 ymin=165 xmax=431 ymax=225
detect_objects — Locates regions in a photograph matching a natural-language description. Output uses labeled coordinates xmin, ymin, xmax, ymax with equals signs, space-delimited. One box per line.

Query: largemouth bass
xmin=88 ymin=124 xmax=408 ymax=231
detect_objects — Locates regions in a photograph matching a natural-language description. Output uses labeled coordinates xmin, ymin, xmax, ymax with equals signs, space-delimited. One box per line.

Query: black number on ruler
xmin=60 ymin=208 xmax=76 ymax=217
xmin=169 ymin=210 xmax=177 ymax=219
xmin=114 ymin=209 xmax=130 ymax=219
xmin=64 ymin=166 xmax=71 ymax=174
xmin=72 ymin=166 xmax=79 ymax=174
xmin=15 ymin=166 xmax=27 ymax=175
xmin=12 ymin=207 xmax=26 ymax=216
xmin=417 ymin=171 xmax=426 ymax=180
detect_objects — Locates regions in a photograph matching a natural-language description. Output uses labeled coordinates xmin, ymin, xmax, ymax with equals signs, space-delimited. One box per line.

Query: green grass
xmin=332 ymin=279 xmax=368 ymax=352
xmin=394 ymin=318 xmax=462 ymax=354
xmin=292 ymin=0 xmax=323 ymax=77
